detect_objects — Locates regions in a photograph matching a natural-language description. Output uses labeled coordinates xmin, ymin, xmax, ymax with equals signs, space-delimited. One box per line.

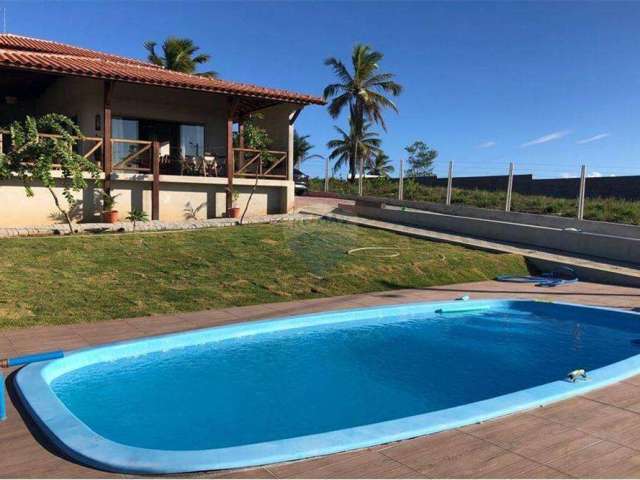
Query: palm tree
xmin=367 ymin=151 xmax=394 ymax=177
xmin=327 ymin=120 xmax=381 ymax=177
xmin=324 ymin=44 xmax=402 ymax=182
xmin=293 ymin=132 xmax=322 ymax=167
xmin=144 ymin=37 xmax=217 ymax=77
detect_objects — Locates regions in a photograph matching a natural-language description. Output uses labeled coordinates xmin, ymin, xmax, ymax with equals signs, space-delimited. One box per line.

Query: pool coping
xmin=14 ymin=299 xmax=640 ymax=474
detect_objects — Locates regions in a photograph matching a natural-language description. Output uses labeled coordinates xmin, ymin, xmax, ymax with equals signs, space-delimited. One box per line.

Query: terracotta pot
xmin=227 ymin=207 xmax=241 ymax=219
xmin=102 ymin=210 xmax=119 ymax=223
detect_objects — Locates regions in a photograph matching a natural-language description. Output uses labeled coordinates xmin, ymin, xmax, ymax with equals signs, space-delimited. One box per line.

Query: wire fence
xmin=303 ymin=157 xmax=640 ymax=225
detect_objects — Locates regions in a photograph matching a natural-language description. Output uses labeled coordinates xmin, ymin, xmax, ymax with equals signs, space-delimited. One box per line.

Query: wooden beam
xmin=289 ymin=108 xmax=302 ymax=126
xmin=103 ymin=80 xmax=114 ymax=192
xmin=226 ymin=97 xmax=239 ymax=213
xmin=151 ymin=140 xmax=160 ymax=221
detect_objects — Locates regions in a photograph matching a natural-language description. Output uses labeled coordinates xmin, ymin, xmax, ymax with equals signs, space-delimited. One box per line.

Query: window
xmin=180 ymin=124 xmax=205 ymax=157
xmin=112 ymin=118 xmax=139 ymax=166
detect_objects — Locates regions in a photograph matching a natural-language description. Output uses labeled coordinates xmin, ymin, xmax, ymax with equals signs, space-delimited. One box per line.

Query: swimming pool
xmin=15 ymin=299 xmax=640 ymax=473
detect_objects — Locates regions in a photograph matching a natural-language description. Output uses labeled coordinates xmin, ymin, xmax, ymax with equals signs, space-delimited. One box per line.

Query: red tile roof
xmin=0 ymin=34 xmax=324 ymax=106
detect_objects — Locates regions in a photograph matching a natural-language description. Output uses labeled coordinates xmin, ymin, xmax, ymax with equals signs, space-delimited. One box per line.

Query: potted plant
xmin=227 ymin=191 xmax=241 ymax=218
xmin=101 ymin=191 xmax=120 ymax=223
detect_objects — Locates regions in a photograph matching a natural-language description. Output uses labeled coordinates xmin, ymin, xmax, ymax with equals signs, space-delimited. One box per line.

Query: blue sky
xmin=3 ymin=1 xmax=640 ymax=179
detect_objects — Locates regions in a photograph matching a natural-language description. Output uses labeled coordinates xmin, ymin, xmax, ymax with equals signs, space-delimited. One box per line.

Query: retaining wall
xmin=354 ymin=202 xmax=640 ymax=266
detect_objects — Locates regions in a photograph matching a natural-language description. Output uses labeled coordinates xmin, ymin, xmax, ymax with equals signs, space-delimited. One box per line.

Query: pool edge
xmin=14 ymin=299 xmax=640 ymax=474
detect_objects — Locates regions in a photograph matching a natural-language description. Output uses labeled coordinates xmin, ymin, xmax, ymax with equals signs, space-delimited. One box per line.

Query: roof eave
xmin=0 ymin=62 xmax=325 ymax=107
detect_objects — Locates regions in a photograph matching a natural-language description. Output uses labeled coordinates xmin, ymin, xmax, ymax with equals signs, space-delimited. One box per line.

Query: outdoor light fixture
xmin=95 ymin=114 xmax=102 ymax=131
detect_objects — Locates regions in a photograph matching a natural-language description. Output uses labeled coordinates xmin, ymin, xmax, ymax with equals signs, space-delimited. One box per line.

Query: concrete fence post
xmin=577 ymin=164 xmax=587 ymax=220
xmin=446 ymin=160 xmax=453 ymax=206
xmin=358 ymin=156 xmax=364 ymax=196
xmin=324 ymin=156 xmax=329 ymax=193
xmin=398 ymin=158 xmax=404 ymax=201
xmin=505 ymin=162 xmax=514 ymax=212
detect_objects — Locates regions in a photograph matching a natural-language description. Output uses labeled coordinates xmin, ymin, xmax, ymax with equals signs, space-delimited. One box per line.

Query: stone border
xmin=0 ymin=213 xmax=318 ymax=239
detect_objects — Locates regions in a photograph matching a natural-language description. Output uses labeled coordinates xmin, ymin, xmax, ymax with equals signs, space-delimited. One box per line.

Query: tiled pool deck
xmin=3 ymin=280 xmax=640 ymax=478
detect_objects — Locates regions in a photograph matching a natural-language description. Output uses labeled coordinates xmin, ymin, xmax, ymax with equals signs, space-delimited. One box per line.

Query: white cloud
xmin=561 ymin=172 xmax=572 ymax=178
xmin=576 ymin=133 xmax=610 ymax=144
xmin=476 ymin=141 xmax=496 ymax=149
xmin=589 ymin=171 xmax=603 ymax=178
xmin=521 ymin=130 xmax=571 ymax=147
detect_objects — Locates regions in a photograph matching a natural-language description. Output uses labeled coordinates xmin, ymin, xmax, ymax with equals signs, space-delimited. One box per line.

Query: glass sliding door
xmin=112 ymin=118 xmax=140 ymax=168
xmin=180 ymin=125 xmax=205 ymax=158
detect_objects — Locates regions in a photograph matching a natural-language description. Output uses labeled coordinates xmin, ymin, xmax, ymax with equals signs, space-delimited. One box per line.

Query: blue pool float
xmin=496 ymin=267 xmax=578 ymax=287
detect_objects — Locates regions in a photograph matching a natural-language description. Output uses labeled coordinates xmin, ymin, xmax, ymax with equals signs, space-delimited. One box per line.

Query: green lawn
xmin=0 ymin=220 xmax=528 ymax=329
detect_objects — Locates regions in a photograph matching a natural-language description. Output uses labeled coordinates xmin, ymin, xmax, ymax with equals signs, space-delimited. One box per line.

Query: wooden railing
xmin=0 ymin=131 xmax=289 ymax=180
xmin=111 ymin=138 xmax=152 ymax=173
xmin=0 ymin=129 xmax=104 ymax=167
xmin=0 ymin=130 xmax=157 ymax=174
xmin=233 ymin=147 xmax=288 ymax=179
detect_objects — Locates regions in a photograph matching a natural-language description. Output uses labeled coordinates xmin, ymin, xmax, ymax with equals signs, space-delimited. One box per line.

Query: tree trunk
xmin=240 ymin=173 xmax=261 ymax=225
xmin=349 ymin=141 xmax=358 ymax=184
xmin=47 ymin=187 xmax=74 ymax=235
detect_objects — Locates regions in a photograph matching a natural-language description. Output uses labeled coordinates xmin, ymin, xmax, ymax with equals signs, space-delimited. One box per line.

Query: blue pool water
xmin=50 ymin=301 xmax=640 ymax=452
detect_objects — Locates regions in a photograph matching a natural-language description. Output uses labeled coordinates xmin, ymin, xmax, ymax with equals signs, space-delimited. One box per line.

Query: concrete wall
xmin=35 ymin=78 xmax=228 ymax=154
xmin=360 ymin=196 xmax=640 ymax=239
xmin=354 ymin=202 xmax=640 ymax=266
xmin=0 ymin=176 xmax=290 ymax=227
xmin=412 ymin=173 xmax=640 ymax=201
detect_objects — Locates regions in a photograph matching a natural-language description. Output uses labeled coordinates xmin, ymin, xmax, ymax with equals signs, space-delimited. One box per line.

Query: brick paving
xmin=2 ymin=280 xmax=640 ymax=477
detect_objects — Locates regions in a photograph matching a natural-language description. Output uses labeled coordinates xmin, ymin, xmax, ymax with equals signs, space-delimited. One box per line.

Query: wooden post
xmin=446 ymin=160 xmax=453 ymax=205
xmin=324 ymin=156 xmax=329 ymax=193
xmin=103 ymin=80 xmax=113 ymax=192
xmin=577 ymin=164 xmax=587 ymax=220
xmin=237 ymin=119 xmax=245 ymax=173
xmin=398 ymin=158 xmax=404 ymax=201
xmin=505 ymin=162 xmax=514 ymax=212
xmin=151 ymin=140 xmax=160 ymax=221
xmin=225 ymin=98 xmax=238 ymax=213
xmin=288 ymin=109 xmax=301 ymax=181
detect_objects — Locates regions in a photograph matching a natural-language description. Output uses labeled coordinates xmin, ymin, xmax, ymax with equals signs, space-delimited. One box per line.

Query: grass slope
xmin=0 ymin=220 xmax=527 ymax=329
xmin=311 ymin=178 xmax=640 ymax=225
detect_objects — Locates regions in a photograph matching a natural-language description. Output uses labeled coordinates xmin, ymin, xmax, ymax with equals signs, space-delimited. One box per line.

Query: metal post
xmin=358 ymin=156 xmax=364 ymax=196
xmin=446 ymin=160 xmax=453 ymax=205
xmin=577 ymin=164 xmax=587 ymax=220
xmin=505 ymin=162 xmax=514 ymax=212
xmin=398 ymin=158 xmax=404 ymax=201
xmin=324 ymin=156 xmax=329 ymax=193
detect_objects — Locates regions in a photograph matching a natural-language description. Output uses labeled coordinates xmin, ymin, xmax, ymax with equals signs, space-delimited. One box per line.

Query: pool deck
xmin=3 ymin=280 xmax=640 ymax=478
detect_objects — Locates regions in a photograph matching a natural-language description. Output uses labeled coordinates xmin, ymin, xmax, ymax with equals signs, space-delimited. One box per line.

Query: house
xmin=0 ymin=34 xmax=324 ymax=226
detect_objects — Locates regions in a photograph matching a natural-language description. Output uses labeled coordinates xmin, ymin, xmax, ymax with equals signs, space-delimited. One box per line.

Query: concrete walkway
xmin=3 ymin=281 xmax=640 ymax=478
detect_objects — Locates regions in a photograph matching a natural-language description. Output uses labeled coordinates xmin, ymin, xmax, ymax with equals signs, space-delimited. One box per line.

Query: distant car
xmin=293 ymin=168 xmax=309 ymax=195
